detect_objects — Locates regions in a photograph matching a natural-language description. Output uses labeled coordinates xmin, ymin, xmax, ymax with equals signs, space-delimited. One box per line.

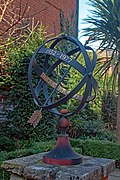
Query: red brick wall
xmin=0 ymin=0 xmax=78 ymax=37
xmin=22 ymin=0 xmax=78 ymax=36
xmin=0 ymin=0 xmax=79 ymax=35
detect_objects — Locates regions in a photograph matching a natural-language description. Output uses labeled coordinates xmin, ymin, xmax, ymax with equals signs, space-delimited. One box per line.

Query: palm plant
xmin=82 ymin=0 xmax=120 ymax=142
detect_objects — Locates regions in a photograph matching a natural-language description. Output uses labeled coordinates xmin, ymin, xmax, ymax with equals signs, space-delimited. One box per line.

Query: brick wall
xmin=17 ymin=0 xmax=79 ymax=36
xmin=1 ymin=0 xmax=78 ymax=36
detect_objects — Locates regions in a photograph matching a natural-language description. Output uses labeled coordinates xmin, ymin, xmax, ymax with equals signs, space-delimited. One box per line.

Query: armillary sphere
xmin=28 ymin=34 xmax=98 ymax=165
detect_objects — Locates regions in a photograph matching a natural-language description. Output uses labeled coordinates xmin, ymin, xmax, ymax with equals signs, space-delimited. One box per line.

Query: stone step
xmin=108 ymin=169 xmax=120 ymax=180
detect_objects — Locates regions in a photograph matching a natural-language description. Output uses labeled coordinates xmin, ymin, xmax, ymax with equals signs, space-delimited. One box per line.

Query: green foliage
xmin=0 ymin=136 xmax=16 ymax=152
xmin=68 ymin=107 xmax=115 ymax=141
xmin=82 ymin=0 xmax=120 ymax=94
xmin=82 ymin=0 xmax=120 ymax=142
xmin=70 ymin=139 xmax=120 ymax=161
xmin=0 ymin=24 xmax=46 ymax=90
xmin=101 ymin=92 xmax=117 ymax=129
xmin=60 ymin=9 xmax=77 ymax=37
xmin=6 ymin=55 xmax=55 ymax=140
xmin=82 ymin=0 xmax=120 ymax=50
xmin=0 ymin=26 xmax=56 ymax=141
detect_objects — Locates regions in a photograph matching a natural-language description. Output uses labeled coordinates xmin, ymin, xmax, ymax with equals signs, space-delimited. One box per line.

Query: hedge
xmin=70 ymin=139 xmax=120 ymax=161
xmin=1 ymin=139 xmax=120 ymax=179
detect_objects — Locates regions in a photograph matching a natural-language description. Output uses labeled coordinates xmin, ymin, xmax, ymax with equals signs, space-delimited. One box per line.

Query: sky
xmin=78 ymin=0 xmax=100 ymax=49
xmin=78 ymin=0 xmax=91 ymax=41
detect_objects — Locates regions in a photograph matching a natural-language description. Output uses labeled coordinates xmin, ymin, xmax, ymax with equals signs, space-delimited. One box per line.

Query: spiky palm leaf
xmin=82 ymin=0 xmax=120 ymax=93
xmin=82 ymin=0 xmax=120 ymax=143
xmin=82 ymin=0 xmax=120 ymax=49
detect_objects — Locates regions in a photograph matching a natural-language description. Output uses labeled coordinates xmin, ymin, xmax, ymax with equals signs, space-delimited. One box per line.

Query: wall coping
xmin=2 ymin=152 xmax=115 ymax=180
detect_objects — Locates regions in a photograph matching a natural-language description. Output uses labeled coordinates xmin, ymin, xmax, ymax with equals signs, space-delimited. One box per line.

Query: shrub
xmin=1 ymin=26 xmax=57 ymax=141
xmin=67 ymin=107 xmax=115 ymax=141
xmin=101 ymin=92 xmax=117 ymax=129
xmin=70 ymin=139 xmax=120 ymax=161
xmin=0 ymin=136 xmax=16 ymax=152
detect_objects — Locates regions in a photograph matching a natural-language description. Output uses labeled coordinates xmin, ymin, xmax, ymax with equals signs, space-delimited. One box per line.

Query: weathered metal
xmin=43 ymin=109 xmax=82 ymax=165
xmin=28 ymin=34 xmax=98 ymax=165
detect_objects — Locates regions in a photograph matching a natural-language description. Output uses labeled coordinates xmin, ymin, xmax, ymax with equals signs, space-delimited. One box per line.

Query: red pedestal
xmin=43 ymin=135 xmax=82 ymax=165
xmin=43 ymin=110 xmax=82 ymax=165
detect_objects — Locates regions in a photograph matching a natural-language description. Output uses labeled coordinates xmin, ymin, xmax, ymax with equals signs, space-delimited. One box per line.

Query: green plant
xmin=0 ymin=25 xmax=57 ymax=141
xmin=0 ymin=136 xmax=16 ymax=152
xmin=67 ymin=107 xmax=115 ymax=141
xmin=70 ymin=139 xmax=120 ymax=161
xmin=82 ymin=0 xmax=120 ymax=143
xmin=101 ymin=91 xmax=117 ymax=129
xmin=0 ymin=0 xmax=31 ymax=92
xmin=60 ymin=9 xmax=77 ymax=37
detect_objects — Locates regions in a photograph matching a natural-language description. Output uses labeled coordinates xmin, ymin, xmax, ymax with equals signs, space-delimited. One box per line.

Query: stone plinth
xmin=1 ymin=153 xmax=115 ymax=180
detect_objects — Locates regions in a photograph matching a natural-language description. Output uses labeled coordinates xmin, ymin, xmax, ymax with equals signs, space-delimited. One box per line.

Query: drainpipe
xmin=76 ymin=0 xmax=79 ymax=37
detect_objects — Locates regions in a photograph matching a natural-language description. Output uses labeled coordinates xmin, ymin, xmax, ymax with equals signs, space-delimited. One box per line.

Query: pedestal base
xmin=43 ymin=135 xmax=82 ymax=165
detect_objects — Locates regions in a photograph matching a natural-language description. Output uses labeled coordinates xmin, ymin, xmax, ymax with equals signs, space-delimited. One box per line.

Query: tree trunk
xmin=116 ymin=52 xmax=120 ymax=143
